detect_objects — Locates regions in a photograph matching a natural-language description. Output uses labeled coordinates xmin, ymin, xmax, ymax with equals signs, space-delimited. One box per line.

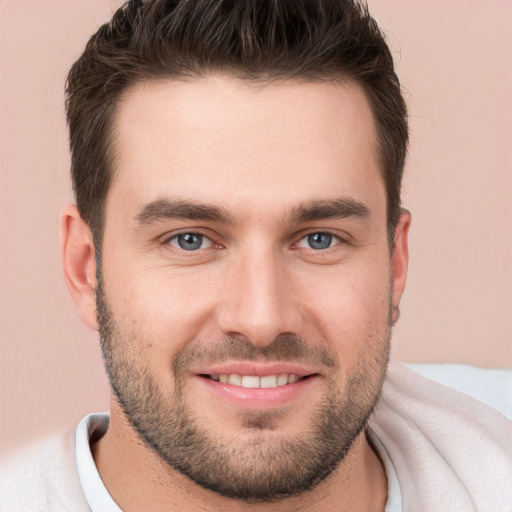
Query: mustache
xmin=172 ymin=333 xmax=338 ymax=372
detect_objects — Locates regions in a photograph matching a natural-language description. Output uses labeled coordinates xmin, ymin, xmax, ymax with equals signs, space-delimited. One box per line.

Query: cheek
xmin=296 ymin=261 xmax=391 ymax=353
xmin=105 ymin=262 xmax=221 ymax=351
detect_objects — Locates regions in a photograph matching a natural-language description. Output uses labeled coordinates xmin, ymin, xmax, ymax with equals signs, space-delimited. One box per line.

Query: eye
xmin=167 ymin=233 xmax=213 ymax=251
xmin=297 ymin=232 xmax=340 ymax=250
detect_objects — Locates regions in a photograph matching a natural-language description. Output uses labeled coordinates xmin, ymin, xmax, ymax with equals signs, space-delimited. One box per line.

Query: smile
xmin=206 ymin=373 xmax=305 ymax=388
xmin=197 ymin=368 xmax=319 ymax=410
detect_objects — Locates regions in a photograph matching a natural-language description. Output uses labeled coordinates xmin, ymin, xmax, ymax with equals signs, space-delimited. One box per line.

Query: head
xmin=66 ymin=0 xmax=408 ymax=252
xmin=62 ymin=0 xmax=410 ymax=504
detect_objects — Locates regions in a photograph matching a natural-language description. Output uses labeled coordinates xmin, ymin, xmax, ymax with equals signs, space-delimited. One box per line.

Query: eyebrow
xmin=134 ymin=198 xmax=235 ymax=226
xmin=133 ymin=196 xmax=370 ymax=227
xmin=290 ymin=198 xmax=370 ymax=223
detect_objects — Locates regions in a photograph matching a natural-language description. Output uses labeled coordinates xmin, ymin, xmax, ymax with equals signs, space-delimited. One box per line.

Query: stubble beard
xmin=95 ymin=274 xmax=391 ymax=502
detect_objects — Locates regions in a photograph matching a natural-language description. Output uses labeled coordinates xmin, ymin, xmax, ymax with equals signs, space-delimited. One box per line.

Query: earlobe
xmin=60 ymin=205 xmax=99 ymax=330
xmin=391 ymin=209 xmax=411 ymax=325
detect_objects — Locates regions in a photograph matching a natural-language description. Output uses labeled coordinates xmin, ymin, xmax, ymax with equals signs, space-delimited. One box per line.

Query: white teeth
xmin=228 ymin=374 xmax=242 ymax=386
xmin=260 ymin=375 xmax=278 ymax=388
xmin=241 ymin=376 xmax=260 ymax=388
xmin=277 ymin=374 xmax=288 ymax=386
xmin=212 ymin=373 xmax=301 ymax=388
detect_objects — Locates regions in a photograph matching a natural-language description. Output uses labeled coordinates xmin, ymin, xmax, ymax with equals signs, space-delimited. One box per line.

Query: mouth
xmin=194 ymin=365 xmax=320 ymax=410
xmin=200 ymin=373 xmax=313 ymax=388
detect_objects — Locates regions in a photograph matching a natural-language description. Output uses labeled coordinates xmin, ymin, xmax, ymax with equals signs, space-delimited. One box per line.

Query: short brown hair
xmin=66 ymin=0 xmax=408 ymax=249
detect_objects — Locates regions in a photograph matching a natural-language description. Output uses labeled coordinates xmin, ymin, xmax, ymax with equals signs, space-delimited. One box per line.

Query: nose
xmin=216 ymin=247 xmax=302 ymax=347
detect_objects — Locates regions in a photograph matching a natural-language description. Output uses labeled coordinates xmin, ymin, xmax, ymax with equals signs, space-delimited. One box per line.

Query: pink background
xmin=1 ymin=0 xmax=511 ymax=456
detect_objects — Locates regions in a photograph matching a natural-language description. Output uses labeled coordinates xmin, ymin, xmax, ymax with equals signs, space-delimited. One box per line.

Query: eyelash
xmin=293 ymin=231 xmax=343 ymax=251
xmin=161 ymin=230 xmax=345 ymax=254
xmin=163 ymin=231 xmax=217 ymax=253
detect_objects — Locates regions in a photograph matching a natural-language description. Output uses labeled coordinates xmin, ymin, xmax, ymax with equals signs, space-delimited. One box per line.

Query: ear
xmin=390 ymin=209 xmax=411 ymax=325
xmin=60 ymin=205 xmax=99 ymax=330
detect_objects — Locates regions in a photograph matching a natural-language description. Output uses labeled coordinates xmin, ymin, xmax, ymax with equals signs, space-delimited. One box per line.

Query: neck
xmin=92 ymin=403 xmax=387 ymax=512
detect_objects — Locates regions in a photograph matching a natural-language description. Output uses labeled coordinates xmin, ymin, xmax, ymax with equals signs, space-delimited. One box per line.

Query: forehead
xmin=109 ymin=75 xmax=384 ymax=220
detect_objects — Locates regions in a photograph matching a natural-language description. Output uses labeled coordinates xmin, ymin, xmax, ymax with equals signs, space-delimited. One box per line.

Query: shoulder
xmin=369 ymin=360 xmax=512 ymax=510
xmin=405 ymin=362 xmax=512 ymax=419
xmin=0 ymin=427 xmax=89 ymax=512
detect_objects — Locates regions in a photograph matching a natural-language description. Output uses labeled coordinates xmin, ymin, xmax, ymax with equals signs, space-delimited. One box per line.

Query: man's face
xmin=96 ymin=76 xmax=404 ymax=500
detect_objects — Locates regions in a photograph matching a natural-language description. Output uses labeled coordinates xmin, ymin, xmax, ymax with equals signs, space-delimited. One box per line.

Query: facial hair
xmin=95 ymin=272 xmax=391 ymax=502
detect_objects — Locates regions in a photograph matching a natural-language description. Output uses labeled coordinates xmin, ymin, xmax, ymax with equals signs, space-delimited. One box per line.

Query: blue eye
xmin=307 ymin=233 xmax=332 ymax=250
xmin=169 ymin=233 xmax=211 ymax=251
xmin=296 ymin=232 xmax=339 ymax=250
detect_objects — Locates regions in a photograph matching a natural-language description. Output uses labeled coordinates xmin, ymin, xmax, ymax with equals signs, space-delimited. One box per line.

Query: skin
xmin=61 ymin=76 xmax=410 ymax=511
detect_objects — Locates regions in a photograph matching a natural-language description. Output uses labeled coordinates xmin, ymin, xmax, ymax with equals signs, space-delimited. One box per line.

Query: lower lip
xmin=196 ymin=375 xmax=318 ymax=409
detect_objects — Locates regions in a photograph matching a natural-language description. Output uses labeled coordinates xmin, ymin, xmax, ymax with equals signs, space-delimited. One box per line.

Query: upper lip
xmin=192 ymin=362 xmax=318 ymax=378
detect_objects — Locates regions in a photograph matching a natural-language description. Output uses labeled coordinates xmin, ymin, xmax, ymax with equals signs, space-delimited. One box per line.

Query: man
xmin=1 ymin=1 xmax=511 ymax=511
